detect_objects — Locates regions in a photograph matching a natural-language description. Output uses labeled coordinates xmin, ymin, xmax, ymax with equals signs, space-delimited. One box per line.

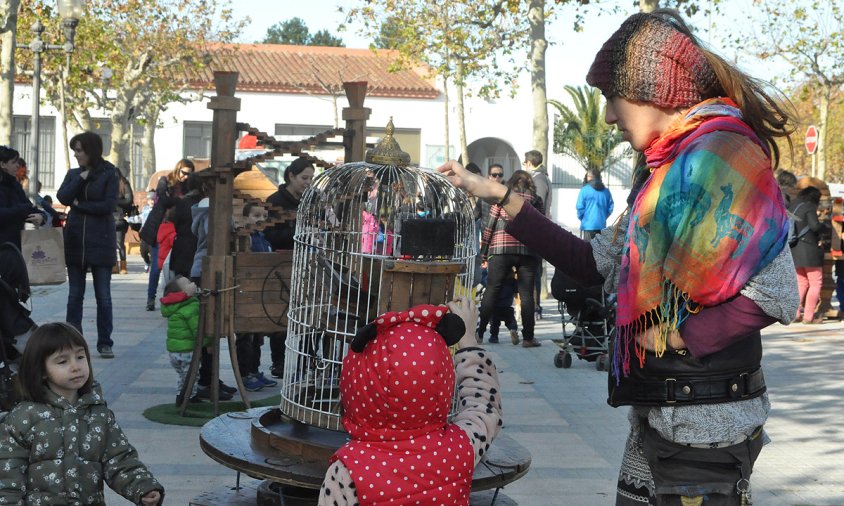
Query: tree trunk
xmin=528 ymin=0 xmax=548 ymax=165
xmin=140 ymin=102 xmax=158 ymax=185
xmin=0 ymin=0 xmax=21 ymax=145
xmin=456 ymin=60 xmax=469 ymax=165
xmin=816 ymin=85 xmax=829 ymax=181
xmin=59 ymin=67 xmax=70 ymax=170
xmin=639 ymin=0 xmax=660 ymax=12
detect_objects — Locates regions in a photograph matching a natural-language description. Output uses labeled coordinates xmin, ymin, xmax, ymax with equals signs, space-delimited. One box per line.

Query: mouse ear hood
xmin=350 ymin=323 xmax=377 ymax=353
xmin=435 ymin=313 xmax=465 ymax=347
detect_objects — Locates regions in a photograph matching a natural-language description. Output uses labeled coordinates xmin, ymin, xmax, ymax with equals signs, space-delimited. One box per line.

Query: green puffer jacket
xmin=160 ymin=291 xmax=211 ymax=353
xmin=0 ymin=384 xmax=163 ymax=505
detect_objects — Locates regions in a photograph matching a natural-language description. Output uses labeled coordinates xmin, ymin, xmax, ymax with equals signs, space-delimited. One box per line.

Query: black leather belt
xmin=630 ymin=368 xmax=766 ymax=405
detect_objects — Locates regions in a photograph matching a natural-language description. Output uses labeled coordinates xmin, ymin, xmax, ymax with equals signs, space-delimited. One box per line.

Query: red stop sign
xmin=805 ymin=125 xmax=819 ymax=154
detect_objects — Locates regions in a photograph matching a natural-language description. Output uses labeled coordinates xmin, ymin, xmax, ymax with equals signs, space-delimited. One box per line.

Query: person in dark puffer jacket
xmin=57 ymin=131 xmax=120 ymax=359
xmin=0 ymin=146 xmax=42 ymax=249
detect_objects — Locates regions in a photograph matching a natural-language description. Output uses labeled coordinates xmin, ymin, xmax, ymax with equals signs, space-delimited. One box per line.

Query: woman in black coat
xmin=57 ymin=132 xmax=120 ymax=358
xmin=0 ymin=146 xmax=42 ymax=249
xmin=788 ymin=185 xmax=828 ymax=324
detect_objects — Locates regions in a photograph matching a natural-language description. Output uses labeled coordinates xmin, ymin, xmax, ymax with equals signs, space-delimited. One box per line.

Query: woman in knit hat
xmin=438 ymin=9 xmax=797 ymax=505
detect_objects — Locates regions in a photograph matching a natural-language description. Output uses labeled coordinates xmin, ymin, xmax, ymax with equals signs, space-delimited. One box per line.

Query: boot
xmin=112 ymin=262 xmax=119 ymax=274
xmin=119 ymin=260 xmax=128 ymax=274
xmin=146 ymin=297 xmax=155 ymax=311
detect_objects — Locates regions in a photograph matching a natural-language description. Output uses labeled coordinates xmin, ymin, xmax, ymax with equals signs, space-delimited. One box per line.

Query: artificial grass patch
xmin=142 ymin=395 xmax=280 ymax=427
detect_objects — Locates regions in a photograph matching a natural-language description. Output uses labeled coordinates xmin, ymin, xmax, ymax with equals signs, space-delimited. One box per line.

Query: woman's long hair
xmin=165 ymin=158 xmax=195 ymax=189
xmin=507 ymin=169 xmax=537 ymax=194
xmin=654 ymin=9 xmax=794 ymax=169
xmin=69 ymin=131 xmax=105 ymax=168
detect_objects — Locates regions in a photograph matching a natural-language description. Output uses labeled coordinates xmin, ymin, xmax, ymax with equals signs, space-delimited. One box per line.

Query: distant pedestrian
xmin=789 ymin=186 xmax=828 ymax=324
xmin=478 ymin=266 xmax=520 ymax=345
xmin=523 ymin=150 xmax=552 ymax=319
xmin=576 ymin=169 xmax=614 ymax=239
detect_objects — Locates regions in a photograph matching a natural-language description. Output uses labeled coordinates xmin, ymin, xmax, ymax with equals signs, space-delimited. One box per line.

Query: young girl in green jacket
xmin=0 ymin=322 xmax=163 ymax=505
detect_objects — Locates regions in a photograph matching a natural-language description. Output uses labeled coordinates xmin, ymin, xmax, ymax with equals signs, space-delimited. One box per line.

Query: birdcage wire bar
xmin=280 ymin=162 xmax=476 ymax=431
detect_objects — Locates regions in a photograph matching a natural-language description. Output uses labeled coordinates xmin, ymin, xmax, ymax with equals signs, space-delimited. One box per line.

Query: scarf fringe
xmin=612 ymin=281 xmax=693 ymax=382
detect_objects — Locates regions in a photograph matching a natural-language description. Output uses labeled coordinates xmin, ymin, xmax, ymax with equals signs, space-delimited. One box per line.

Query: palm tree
xmin=549 ymin=85 xmax=627 ymax=173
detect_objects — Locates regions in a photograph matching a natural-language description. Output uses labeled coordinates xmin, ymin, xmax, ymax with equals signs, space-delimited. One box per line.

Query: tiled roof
xmin=191 ymin=44 xmax=440 ymax=99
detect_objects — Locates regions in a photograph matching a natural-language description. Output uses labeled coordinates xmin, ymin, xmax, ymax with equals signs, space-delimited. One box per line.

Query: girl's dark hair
xmin=653 ymin=9 xmax=794 ymax=169
xmin=507 ymin=169 xmax=537 ymax=194
xmin=0 ymin=145 xmax=20 ymax=164
xmin=797 ymin=185 xmax=821 ymax=205
xmin=19 ymin=322 xmax=94 ymax=403
xmin=69 ymin=131 xmax=104 ymax=167
xmin=587 ymin=169 xmax=606 ymax=191
xmin=284 ymin=157 xmax=313 ymax=184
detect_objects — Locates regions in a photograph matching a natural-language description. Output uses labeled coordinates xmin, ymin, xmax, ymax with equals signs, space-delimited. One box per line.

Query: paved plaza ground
xmin=24 ymin=255 xmax=844 ymax=505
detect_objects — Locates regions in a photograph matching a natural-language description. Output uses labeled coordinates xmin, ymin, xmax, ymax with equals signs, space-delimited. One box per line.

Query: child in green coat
xmin=160 ymin=275 xmax=210 ymax=404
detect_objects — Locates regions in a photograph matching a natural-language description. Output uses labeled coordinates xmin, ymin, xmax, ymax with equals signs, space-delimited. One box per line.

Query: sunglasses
xmin=490 ymin=173 xmax=504 ymax=178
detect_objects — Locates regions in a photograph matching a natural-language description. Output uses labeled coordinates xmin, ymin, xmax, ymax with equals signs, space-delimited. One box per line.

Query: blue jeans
xmin=147 ymin=244 xmax=161 ymax=300
xmin=66 ymin=264 xmax=113 ymax=349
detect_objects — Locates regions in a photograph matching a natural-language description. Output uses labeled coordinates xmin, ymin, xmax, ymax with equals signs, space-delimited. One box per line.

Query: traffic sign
xmin=805 ymin=125 xmax=819 ymax=155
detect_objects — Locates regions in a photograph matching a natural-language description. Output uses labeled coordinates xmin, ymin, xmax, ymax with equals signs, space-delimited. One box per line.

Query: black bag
xmin=139 ymin=201 xmax=166 ymax=246
xmin=787 ymin=203 xmax=810 ymax=247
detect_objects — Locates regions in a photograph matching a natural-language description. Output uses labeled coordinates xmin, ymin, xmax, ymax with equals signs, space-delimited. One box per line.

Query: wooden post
xmin=179 ymin=72 xmax=242 ymax=416
xmin=342 ymin=81 xmax=370 ymax=163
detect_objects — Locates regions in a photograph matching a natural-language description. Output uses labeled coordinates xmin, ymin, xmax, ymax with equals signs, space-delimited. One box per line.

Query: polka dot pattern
xmin=331 ymin=305 xmax=474 ymax=504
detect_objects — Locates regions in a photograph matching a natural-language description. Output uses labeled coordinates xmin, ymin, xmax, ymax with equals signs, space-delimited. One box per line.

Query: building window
xmin=184 ymin=121 xmax=213 ymax=159
xmin=90 ymin=118 xmax=113 ymax=157
xmin=12 ymin=115 xmax=57 ymax=189
xmin=274 ymin=124 xmax=334 ymax=138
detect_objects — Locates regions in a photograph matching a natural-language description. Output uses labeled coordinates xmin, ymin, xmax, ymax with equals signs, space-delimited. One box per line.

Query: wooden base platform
xmin=199 ymin=407 xmax=531 ymax=505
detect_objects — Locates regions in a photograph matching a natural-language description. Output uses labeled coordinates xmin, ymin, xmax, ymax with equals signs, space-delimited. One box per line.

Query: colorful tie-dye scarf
xmin=615 ymin=98 xmax=788 ymax=376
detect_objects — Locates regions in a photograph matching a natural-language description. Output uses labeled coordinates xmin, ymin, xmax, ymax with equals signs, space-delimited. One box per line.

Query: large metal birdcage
xmin=280 ymin=121 xmax=476 ymax=431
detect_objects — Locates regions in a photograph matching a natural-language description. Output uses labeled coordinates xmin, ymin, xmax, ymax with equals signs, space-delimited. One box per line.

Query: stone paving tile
xmin=21 ymin=256 xmax=844 ymax=504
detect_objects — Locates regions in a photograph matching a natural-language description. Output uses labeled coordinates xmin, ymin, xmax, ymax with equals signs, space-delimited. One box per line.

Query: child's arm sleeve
xmin=452 ymin=348 xmax=503 ymax=465
xmin=0 ymin=410 xmax=30 ymax=504
xmin=317 ymin=461 xmax=358 ymax=505
xmin=100 ymin=409 xmax=164 ymax=504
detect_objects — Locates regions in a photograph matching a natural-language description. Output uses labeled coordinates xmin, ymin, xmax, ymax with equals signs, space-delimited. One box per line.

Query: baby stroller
xmin=0 ymin=242 xmax=38 ymax=411
xmin=550 ymin=269 xmax=614 ymax=371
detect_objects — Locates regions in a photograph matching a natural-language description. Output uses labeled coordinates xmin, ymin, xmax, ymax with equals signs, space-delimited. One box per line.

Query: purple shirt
xmin=506 ymin=202 xmax=774 ymax=358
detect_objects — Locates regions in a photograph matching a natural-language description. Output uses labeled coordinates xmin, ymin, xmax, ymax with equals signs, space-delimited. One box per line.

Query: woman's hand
xmin=140 ymin=490 xmax=161 ymax=505
xmin=437 ymin=160 xmax=505 ymax=203
xmin=25 ymin=213 xmax=44 ymax=226
xmin=635 ymin=326 xmax=686 ymax=352
xmin=447 ymin=297 xmax=479 ymax=350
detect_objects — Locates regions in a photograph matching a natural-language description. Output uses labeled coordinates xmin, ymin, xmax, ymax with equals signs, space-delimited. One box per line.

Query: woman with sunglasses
xmin=144 ymin=159 xmax=195 ymax=311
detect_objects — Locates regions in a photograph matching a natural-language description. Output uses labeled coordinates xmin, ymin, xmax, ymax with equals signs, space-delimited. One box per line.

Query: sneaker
xmin=219 ymin=381 xmax=237 ymax=395
xmin=488 ymin=335 xmax=499 ymax=343
xmin=195 ymin=385 xmax=234 ymax=400
xmin=510 ymin=329 xmax=521 ymax=345
xmin=255 ymin=372 xmax=278 ymax=388
xmin=97 ymin=346 xmax=114 ymax=359
xmin=146 ymin=298 xmax=155 ymax=311
xmin=243 ymin=375 xmax=265 ymax=392
xmin=176 ymin=394 xmax=204 ymax=406
xmin=521 ymin=339 xmax=542 ymax=348
xmin=270 ymin=364 xmax=284 ymax=379
xmin=144 ymin=264 xmax=150 ymax=273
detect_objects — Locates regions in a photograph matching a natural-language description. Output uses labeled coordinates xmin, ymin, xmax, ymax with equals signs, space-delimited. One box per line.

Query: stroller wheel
xmin=596 ymin=354 xmax=608 ymax=372
xmin=554 ymin=352 xmax=572 ymax=369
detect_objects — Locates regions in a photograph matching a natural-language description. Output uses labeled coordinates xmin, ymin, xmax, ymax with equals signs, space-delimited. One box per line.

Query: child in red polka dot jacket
xmin=318 ymin=298 xmax=502 ymax=505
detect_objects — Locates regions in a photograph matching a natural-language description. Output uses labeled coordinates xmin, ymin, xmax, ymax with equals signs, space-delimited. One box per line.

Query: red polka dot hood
xmin=340 ymin=304 xmax=458 ymax=441
xmin=331 ymin=304 xmax=474 ymax=505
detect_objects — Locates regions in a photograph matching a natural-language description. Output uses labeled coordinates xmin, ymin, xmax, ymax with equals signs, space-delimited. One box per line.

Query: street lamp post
xmin=17 ymin=0 xmax=84 ymax=203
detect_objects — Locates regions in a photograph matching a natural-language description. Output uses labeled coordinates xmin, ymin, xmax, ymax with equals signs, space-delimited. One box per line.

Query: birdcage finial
xmin=365 ymin=117 xmax=410 ymax=167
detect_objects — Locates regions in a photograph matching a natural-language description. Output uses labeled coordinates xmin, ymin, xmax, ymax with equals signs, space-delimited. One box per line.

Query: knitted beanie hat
xmin=586 ymin=12 xmax=719 ymax=109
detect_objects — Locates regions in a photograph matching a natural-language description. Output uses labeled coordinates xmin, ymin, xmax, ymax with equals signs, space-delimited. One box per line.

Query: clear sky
xmin=226 ymin=0 xmax=786 ymax=100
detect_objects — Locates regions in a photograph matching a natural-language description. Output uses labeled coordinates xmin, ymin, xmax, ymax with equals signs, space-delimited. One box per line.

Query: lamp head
xmin=57 ymin=0 xmax=85 ymax=20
